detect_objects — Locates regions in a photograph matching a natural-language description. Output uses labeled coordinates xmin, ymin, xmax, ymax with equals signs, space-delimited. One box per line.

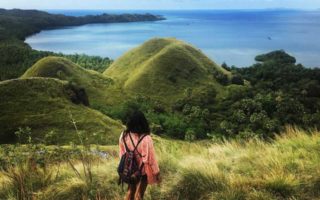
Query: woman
xmin=119 ymin=110 xmax=161 ymax=200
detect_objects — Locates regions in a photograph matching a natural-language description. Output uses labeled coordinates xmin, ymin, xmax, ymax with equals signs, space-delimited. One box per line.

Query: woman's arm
xmin=147 ymin=136 xmax=160 ymax=175
xmin=140 ymin=135 xmax=161 ymax=184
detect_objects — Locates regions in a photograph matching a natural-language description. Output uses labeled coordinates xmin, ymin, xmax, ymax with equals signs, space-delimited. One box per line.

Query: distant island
xmin=0 ymin=8 xmax=165 ymax=40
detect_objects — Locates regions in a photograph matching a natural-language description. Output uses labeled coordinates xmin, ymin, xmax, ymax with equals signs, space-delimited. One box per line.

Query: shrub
xmin=184 ymin=129 xmax=196 ymax=141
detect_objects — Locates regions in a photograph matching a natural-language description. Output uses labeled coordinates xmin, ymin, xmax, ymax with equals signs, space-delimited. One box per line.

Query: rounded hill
xmin=103 ymin=38 xmax=232 ymax=103
xmin=0 ymin=78 xmax=123 ymax=144
xmin=21 ymin=56 xmax=114 ymax=106
xmin=21 ymin=56 xmax=84 ymax=78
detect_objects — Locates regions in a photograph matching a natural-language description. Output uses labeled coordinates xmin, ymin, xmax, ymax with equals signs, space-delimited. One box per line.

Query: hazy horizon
xmin=2 ymin=0 xmax=320 ymax=10
xmin=2 ymin=8 xmax=320 ymax=11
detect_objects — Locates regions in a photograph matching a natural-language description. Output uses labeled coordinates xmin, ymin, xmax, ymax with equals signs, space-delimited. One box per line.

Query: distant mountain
xmin=0 ymin=78 xmax=123 ymax=144
xmin=104 ymin=38 xmax=234 ymax=104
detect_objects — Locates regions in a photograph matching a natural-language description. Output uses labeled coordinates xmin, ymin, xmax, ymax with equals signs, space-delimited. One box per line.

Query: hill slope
xmin=0 ymin=78 xmax=123 ymax=144
xmin=103 ymin=38 xmax=232 ymax=103
xmin=21 ymin=56 xmax=116 ymax=106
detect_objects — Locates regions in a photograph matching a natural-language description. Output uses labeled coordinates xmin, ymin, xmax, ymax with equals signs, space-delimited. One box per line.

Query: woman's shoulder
xmin=141 ymin=134 xmax=153 ymax=143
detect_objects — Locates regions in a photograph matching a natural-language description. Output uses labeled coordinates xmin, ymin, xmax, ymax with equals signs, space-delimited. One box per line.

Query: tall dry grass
xmin=1 ymin=127 xmax=319 ymax=200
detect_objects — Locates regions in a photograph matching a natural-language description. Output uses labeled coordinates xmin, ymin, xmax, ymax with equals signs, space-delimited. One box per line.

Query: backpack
xmin=118 ymin=132 xmax=147 ymax=185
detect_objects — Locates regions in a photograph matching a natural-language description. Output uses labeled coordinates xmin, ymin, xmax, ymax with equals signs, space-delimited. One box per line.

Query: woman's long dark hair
xmin=125 ymin=110 xmax=150 ymax=135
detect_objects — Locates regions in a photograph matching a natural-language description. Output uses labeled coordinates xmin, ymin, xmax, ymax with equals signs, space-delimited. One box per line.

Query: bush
xmin=161 ymin=115 xmax=187 ymax=139
xmin=185 ymin=129 xmax=196 ymax=141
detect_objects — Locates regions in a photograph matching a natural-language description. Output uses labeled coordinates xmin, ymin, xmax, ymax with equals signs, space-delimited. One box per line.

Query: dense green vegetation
xmin=227 ymin=50 xmax=320 ymax=137
xmin=1 ymin=128 xmax=319 ymax=199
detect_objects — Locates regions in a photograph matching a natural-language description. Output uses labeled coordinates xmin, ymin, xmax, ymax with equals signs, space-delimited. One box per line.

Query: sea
xmin=25 ymin=9 xmax=320 ymax=67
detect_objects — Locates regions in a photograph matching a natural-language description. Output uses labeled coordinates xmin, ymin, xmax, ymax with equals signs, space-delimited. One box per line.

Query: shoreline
xmin=0 ymin=8 xmax=165 ymax=41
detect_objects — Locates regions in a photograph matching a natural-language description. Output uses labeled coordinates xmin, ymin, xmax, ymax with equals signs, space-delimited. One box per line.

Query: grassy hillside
xmin=104 ymin=38 xmax=234 ymax=104
xmin=0 ymin=78 xmax=123 ymax=144
xmin=0 ymin=128 xmax=319 ymax=199
xmin=21 ymin=56 xmax=117 ymax=107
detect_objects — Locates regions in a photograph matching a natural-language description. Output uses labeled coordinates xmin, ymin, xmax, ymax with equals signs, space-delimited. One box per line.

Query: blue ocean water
xmin=25 ymin=10 xmax=320 ymax=67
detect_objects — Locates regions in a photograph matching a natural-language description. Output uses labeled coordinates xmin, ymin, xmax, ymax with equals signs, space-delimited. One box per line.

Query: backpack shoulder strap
xmin=128 ymin=133 xmax=148 ymax=157
xmin=134 ymin=134 xmax=147 ymax=157
xmin=128 ymin=132 xmax=135 ymax=150
xmin=122 ymin=131 xmax=130 ymax=152
xmin=135 ymin=134 xmax=147 ymax=151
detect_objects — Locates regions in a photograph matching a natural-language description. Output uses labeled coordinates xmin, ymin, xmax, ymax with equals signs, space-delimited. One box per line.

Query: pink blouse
xmin=119 ymin=132 xmax=160 ymax=184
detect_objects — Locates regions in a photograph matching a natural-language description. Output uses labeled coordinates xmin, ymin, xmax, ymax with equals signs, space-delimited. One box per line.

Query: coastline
xmin=0 ymin=8 xmax=165 ymax=41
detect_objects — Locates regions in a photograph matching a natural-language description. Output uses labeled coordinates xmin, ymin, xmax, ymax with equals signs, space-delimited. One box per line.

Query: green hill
xmin=103 ymin=38 xmax=232 ymax=104
xmin=0 ymin=78 xmax=123 ymax=144
xmin=22 ymin=40 xmax=237 ymax=108
xmin=21 ymin=56 xmax=117 ymax=106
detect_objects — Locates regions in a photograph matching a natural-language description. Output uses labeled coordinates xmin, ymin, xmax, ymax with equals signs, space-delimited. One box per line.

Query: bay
xmin=25 ymin=9 xmax=320 ymax=67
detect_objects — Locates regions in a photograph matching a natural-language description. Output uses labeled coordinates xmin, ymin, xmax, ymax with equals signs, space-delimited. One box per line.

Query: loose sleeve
xmin=141 ymin=135 xmax=160 ymax=184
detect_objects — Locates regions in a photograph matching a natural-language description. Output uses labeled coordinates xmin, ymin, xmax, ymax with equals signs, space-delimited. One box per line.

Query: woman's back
xmin=119 ymin=131 xmax=160 ymax=184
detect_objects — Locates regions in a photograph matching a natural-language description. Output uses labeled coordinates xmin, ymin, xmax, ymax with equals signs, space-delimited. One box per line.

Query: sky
xmin=1 ymin=0 xmax=320 ymax=10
